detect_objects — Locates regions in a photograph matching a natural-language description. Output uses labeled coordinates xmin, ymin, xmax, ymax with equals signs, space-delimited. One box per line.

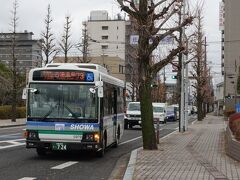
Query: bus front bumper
xmin=26 ymin=140 xmax=101 ymax=151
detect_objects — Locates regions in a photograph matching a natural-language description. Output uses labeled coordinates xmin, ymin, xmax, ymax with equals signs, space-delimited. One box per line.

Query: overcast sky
xmin=0 ymin=0 xmax=222 ymax=84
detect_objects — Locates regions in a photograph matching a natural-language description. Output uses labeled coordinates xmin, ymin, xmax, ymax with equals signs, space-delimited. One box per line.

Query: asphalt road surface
xmin=0 ymin=116 xmax=196 ymax=180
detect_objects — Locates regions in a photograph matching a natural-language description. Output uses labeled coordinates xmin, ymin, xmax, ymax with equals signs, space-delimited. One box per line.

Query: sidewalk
xmin=0 ymin=118 xmax=26 ymax=128
xmin=127 ymin=114 xmax=240 ymax=180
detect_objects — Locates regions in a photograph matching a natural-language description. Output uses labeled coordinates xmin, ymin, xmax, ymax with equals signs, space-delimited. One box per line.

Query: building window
xmin=101 ymin=45 xmax=108 ymax=50
xmin=102 ymin=26 xmax=108 ymax=30
xmin=102 ymin=36 xmax=108 ymax=40
xmin=119 ymin=65 xmax=124 ymax=74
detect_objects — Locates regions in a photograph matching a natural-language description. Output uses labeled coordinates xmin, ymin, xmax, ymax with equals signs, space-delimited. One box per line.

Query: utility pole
xmin=204 ymin=36 xmax=207 ymax=115
xmin=180 ymin=0 xmax=186 ymax=132
xmin=184 ymin=35 xmax=189 ymax=131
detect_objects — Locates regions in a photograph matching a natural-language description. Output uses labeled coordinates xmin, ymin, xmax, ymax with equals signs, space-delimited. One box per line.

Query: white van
xmin=124 ymin=102 xmax=167 ymax=129
xmin=152 ymin=103 xmax=167 ymax=124
xmin=124 ymin=102 xmax=141 ymax=129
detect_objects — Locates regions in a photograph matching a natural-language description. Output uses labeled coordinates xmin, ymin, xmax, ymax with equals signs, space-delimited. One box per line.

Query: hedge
xmin=0 ymin=105 xmax=26 ymax=119
xmin=229 ymin=113 xmax=240 ymax=141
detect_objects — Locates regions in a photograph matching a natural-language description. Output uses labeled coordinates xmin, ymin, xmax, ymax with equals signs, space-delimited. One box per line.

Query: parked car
xmin=153 ymin=103 xmax=167 ymax=124
xmin=124 ymin=102 xmax=141 ymax=129
xmin=165 ymin=106 xmax=176 ymax=121
xmin=124 ymin=102 xmax=167 ymax=129
xmin=170 ymin=104 xmax=179 ymax=120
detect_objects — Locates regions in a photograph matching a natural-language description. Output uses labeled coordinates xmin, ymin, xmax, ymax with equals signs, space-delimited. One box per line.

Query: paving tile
xmin=133 ymin=114 xmax=240 ymax=180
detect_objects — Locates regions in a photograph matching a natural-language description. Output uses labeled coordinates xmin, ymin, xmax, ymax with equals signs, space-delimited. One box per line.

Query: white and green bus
xmin=23 ymin=63 xmax=125 ymax=157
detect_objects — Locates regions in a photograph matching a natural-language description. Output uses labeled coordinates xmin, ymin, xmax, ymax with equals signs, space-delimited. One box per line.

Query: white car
xmin=124 ymin=102 xmax=141 ymax=129
xmin=153 ymin=103 xmax=167 ymax=124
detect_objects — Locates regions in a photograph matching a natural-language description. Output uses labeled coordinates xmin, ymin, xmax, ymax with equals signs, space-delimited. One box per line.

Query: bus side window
xmin=114 ymin=89 xmax=117 ymax=114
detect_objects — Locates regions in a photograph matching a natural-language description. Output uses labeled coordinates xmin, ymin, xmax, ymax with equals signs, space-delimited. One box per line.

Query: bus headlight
xmin=94 ymin=133 xmax=100 ymax=142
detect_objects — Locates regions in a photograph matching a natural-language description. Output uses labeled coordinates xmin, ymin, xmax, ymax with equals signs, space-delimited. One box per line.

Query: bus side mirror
xmin=22 ymin=88 xmax=27 ymax=100
xmin=22 ymin=88 xmax=38 ymax=100
xmin=98 ymin=87 xmax=103 ymax=98
xmin=89 ymin=88 xmax=96 ymax=94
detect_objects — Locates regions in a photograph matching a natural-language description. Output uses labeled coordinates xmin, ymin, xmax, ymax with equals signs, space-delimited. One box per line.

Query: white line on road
xmin=51 ymin=161 xmax=78 ymax=170
xmin=0 ymin=138 xmax=25 ymax=142
xmin=18 ymin=177 xmax=36 ymax=180
xmin=0 ymin=143 xmax=25 ymax=150
xmin=119 ymin=136 xmax=142 ymax=146
xmin=0 ymin=133 xmax=22 ymax=138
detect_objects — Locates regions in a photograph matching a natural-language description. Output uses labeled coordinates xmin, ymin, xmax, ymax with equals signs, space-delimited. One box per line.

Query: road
xmin=0 ymin=116 xmax=196 ymax=180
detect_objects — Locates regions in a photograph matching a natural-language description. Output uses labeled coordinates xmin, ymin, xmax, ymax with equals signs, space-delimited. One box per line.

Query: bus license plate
xmin=52 ymin=142 xmax=67 ymax=150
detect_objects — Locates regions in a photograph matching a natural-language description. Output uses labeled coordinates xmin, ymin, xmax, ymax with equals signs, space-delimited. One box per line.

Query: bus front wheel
xmin=96 ymin=135 xmax=106 ymax=157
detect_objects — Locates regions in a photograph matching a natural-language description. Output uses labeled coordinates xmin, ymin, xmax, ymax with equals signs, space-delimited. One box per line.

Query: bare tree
xmin=117 ymin=0 xmax=193 ymax=149
xmin=78 ymin=21 xmax=91 ymax=63
xmin=190 ymin=6 xmax=209 ymax=121
xmin=0 ymin=63 xmax=12 ymax=105
xmin=41 ymin=4 xmax=57 ymax=66
xmin=59 ymin=15 xmax=73 ymax=63
xmin=9 ymin=0 xmax=19 ymax=122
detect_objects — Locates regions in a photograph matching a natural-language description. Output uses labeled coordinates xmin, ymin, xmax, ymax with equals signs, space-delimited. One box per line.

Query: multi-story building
xmin=85 ymin=11 xmax=139 ymax=100
xmin=86 ymin=11 xmax=126 ymax=61
xmin=215 ymin=82 xmax=224 ymax=115
xmin=0 ymin=31 xmax=42 ymax=72
xmin=223 ymin=0 xmax=240 ymax=111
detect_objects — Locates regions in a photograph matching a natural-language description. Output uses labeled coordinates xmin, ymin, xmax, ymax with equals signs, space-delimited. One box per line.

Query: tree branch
xmin=151 ymin=46 xmax=184 ymax=75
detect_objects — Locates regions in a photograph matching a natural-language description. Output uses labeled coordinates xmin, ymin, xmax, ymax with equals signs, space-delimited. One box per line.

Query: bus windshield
xmin=28 ymin=83 xmax=97 ymax=121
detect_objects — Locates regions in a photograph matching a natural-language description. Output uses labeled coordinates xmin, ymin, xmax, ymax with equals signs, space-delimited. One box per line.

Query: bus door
xmin=113 ymin=89 xmax=118 ymax=140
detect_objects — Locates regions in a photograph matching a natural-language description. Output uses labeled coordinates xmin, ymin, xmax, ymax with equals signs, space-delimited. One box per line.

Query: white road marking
xmin=0 ymin=143 xmax=25 ymax=150
xmin=0 ymin=138 xmax=25 ymax=150
xmin=119 ymin=136 xmax=142 ymax=145
xmin=51 ymin=161 xmax=78 ymax=170
xmin=0 ymin=138 xmax=25 ymax=142
xmin=0 ymin=133 xmax=22 ymax=138
xmin=18 ymin=177 xmax=36 ymax=180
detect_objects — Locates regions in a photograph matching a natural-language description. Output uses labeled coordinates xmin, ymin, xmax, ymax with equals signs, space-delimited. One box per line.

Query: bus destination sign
xmin=33 ymin=70 xmax=94 ymax=82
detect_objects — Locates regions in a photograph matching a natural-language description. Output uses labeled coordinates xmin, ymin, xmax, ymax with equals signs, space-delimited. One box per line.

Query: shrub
xmin=17 ymin=107 xmax=26 ymax=118
xmin=0 ymin=105 xmax=26 ymax=119
xmin=233 ymin=120 xmax=240 ymax=141
xmin=229 ymin=113 xmax=240 ymax=132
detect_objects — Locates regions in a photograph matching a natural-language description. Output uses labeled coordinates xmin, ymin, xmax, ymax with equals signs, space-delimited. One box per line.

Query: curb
xmin=0 ymin=123 xmax=26 ymax=128
xmin=123 ymin=148 xmax=141 ymax=180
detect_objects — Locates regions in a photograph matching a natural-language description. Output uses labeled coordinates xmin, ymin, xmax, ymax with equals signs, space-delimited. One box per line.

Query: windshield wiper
xmin=41 ymin=104 xmax=58 ymax=121
xmin=63 ymin=104 xmax=79 ymax=120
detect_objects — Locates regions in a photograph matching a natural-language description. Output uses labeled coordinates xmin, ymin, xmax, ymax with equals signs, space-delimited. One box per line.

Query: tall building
xmin=86 ymin=11 xmax=126 ymax=61
xmin=223 ymin=0 xmax=240 ymax=111
xmin=0 ymin=31 xmax=42 ymax=72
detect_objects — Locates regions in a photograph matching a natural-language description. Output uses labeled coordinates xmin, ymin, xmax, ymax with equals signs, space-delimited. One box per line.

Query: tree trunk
xmin=139 ymin=79 xmax=157 ymax=150
xmin=138 ymin=51 xmax=157 ymax=149
xmin=11 ymin=58 xmax=17 ymax=122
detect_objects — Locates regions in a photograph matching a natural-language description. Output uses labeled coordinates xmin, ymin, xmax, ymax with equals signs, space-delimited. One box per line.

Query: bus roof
xmin=28 ymin=63 xmax=125 ymax=87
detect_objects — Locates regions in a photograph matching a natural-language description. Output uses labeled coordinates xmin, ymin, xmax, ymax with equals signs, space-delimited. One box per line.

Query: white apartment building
xmin=86 ymin=11 xmax=126 ymax=61
xmin=223 ymin=0 xmax=240 ymax=110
